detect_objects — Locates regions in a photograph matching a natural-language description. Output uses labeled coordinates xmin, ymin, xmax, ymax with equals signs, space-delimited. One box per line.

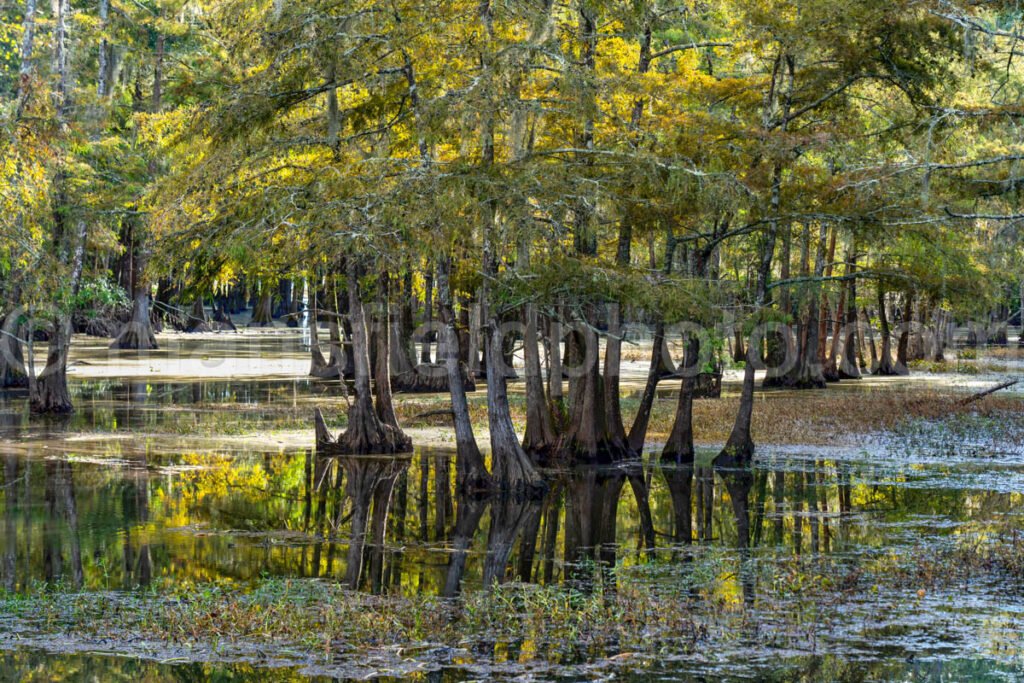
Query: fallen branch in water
xmin=960 ymin=379 xmax=1020 ymax=405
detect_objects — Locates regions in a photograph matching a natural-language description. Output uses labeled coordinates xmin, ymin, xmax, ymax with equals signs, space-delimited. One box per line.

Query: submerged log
xmin=960 ymin=379 xmax=1019 ymax=405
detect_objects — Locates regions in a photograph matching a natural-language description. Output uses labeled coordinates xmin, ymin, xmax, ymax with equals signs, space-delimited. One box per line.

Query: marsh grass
xmin=44 ymin=380 xmax=1024 ymax=452
xmin=5 ymin=526 xmax=1024 ymax=675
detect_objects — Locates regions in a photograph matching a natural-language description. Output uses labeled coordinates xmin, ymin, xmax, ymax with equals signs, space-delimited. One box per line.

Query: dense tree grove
xmin=3 ymin=0 xmax=1024 ymax=493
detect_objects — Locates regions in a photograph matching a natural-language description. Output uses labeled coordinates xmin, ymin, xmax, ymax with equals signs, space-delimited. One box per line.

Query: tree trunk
xmin=30 ymin=216 xmax=86 ymax=414
xmin=373 ymin=279 xmax=403 ymax=435
xmin=931 ymin=307 xmax=946 ymax=362
xmin=718 ymin=185 xmax=778 ymax=468
xmin=602 ymin=303 xmax=633 ymax=456
xmin=30 ymin=318 xmax=74 ymax=414
xmin=763 ymin=222 xmax=791 ymax=388
xmin=0 ymin=307 xmax=28 ymax=389
xmin=111 ymin=211 xmax=157 ymax=350
xmin=824 ymin=263 xmax=847 ymax=382
xmin=334 ymin=264 xmax=411 ymax=455
xmin=627 ymin=321 xmax=666 ymax=452
xmin=874 ymin=282 xmax=903 ymax=375
xmin=896 ymin=291 xmax=912 ymax=372
xmin=97 ymin=0 xmax=110 ymax=98
xmin=152 ymin=33 xmax=164 ymax=112
xmin=276 ymin=279 xmax=293 ymax=319
xmin=186 ymin=297 xmax=211 ymax=333
xmin=522 ymin=301 xmax=558 ymax=463
xmin=467 ymin=298 xmax=482 ymax=378
xmin=212 ymin=298 xmax=236 ymax=331
xmin=420 ymin=267 xmax=434 ymax=364
xmin=249 ymin=286 xmax=274 ymax=327
xmin=111 ymin=288 xmax=157 ymax=350
xmin=547 ymin=314 xmax=563 ymax=406
xmin=838 ymin=251 xmax=860 ymax=379
xmin=563 ymin=315 xmax=616 ymax=464
xmin=863 ymin=307 xmax=879 ymax=370
xmin=308 ymin=288 xmax=339 ymax=378
xmin=485 ymin=309 xmax=544 ymax=495
xmin=14 ymin=0 xmax=37 ymax=119
xmin=662 ymin=335 xmax=699 ymax=466
xmin=817 ymin=226 xmax=837 ymax=371
xmin=437 ymin=257 xmax=491 ymax=492
xmin=794 ymin=222 xmax=827 ymax=388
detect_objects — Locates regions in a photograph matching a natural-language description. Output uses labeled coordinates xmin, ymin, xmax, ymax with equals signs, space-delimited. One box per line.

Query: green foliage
xmin=73 ymin=277 xmax=129 ymax=317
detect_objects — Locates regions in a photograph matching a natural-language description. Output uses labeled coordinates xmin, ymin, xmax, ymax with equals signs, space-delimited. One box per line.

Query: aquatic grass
xmin=37 ymin=375 xmax=1024 ymax=452
xmin=2 ymin=538 xmax=1019 ymax=675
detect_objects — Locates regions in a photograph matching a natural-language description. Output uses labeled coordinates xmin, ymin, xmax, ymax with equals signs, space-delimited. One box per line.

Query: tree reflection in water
xmin=0 ymin=442 xmax=994 ymax=617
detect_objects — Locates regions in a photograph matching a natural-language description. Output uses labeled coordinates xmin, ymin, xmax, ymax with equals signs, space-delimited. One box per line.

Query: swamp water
xmin=0 ymin=333 xmax=1021 ymax=681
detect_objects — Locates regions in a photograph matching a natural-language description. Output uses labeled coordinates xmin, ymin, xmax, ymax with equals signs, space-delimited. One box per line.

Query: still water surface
xmin=0 ymin=337 xmax=1021 ymax=680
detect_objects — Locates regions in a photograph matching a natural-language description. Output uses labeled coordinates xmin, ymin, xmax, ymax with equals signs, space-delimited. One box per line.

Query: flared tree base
xmin=391 ymin=363 xmax=475 ymax=394
xmin=715 ymin=436 xmax=754 ymax=470
xmin=561 ymin=436 xmax=637 ymax=468
xmin=30 ymin=373 xmax=74 ymax=415
xmin=314 ymin=406 xmax=412 ymax=456
xmin=110 ymin=323 xmax=158 ymax=351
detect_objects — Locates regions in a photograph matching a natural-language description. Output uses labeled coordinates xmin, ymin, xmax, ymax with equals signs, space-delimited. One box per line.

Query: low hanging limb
xmin=960 ymin=379 xmax=1019 ymax=406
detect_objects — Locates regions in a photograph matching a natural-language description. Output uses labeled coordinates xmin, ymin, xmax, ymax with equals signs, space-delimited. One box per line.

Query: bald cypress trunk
xmin=628 ymin=232 xmax=677 ymax=451
xmin=186 ymin=297 xmax=211 ymax=333
xmin=477 ymin=5 xmax=542 ymax=494
xmin=31 ymin=218 xmax=86 ymax=415
xmin=546 ymin=314 xmax=563 ymax=406
xmin=0 ymin=303 xmax=28 ymax=389
xmin=818 ymin=226 xmax=838 ymax=379
xmin=111 ymin=287 xmax=157 ymax=350
xmin=794 ymin=222 xmax=827 ymax=388
xmin=662 ymin=336 xmax=700 ymax=466
xmin=602 ymin=303 xmax=632 ymax=455
xmin=838 ymin=251 xmax=861 ymax=380
xmin=332 ymin=264 xmax=411 ymax=455
xmin=485 ymin=307 xmax=544 ymax=495
xmin=110 ymin=213 xmax=157 ymax=350
xmin=563 ymin=317 xmax=613 ymax=464
xmin=763 ymin=223 xmax=791 ymax=388
xmin=718 ymin=162 xmax=780 ymax=468
xmin=33 ymin=2 xmax=83 ymax=419
xmin=372 ymin=279 xmax=403 ymax=433
xmin=308 ymin=288 xmax=333 ymax=377
xmin=627 ymin=321 xmax=667 ymax=452
xmin=874 ymin=283 xmax=903 ymax=375
xmin=824 ymin=265 xmax=847 ymax=382
xmin=522 ymin=301 xmax=558 ymax=462
xmin=438 ymin=257 xmax=491 ymax=492
xmin=249 ymin=287 xmax=274 ymax=327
